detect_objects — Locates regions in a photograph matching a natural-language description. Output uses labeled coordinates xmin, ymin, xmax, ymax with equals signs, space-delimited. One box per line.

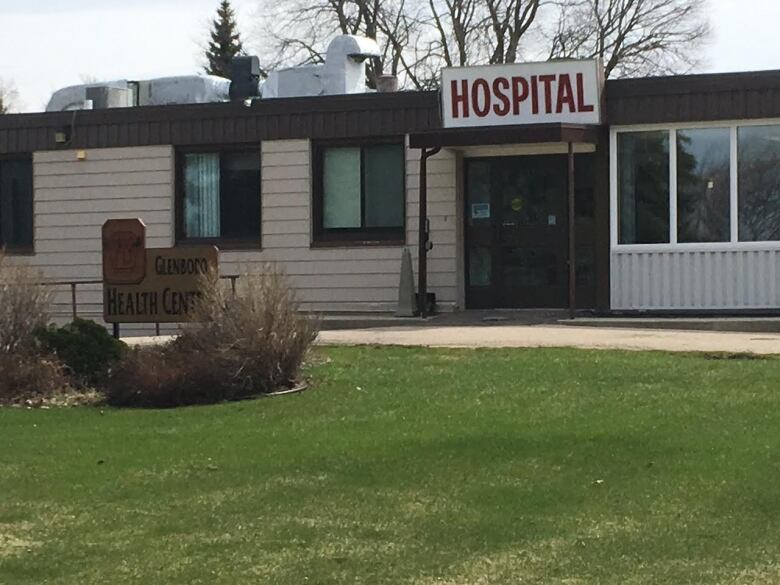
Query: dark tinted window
xmin=221 ymin=153 xmax=262 ymax=239
xmin=738 ymin=125 xmax=780 ymax=242
xmin=677 ymin=128 xmax=731 ymax=243
xmin=0 ymin=159 xmax=33 ymax=250
xmin=181 ymin=150 xmax=261 ymax=241
xmin=618 ymin=131 xmax=670 ymax=244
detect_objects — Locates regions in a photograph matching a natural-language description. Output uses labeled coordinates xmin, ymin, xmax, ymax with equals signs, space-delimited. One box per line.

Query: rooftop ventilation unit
xmin=261 ymin=35 xmax=381 ymax=98
xmin=46 ymin=76 xmax=232 ymax=112
xmin=44 ymin=35 xmax=380 ymax=111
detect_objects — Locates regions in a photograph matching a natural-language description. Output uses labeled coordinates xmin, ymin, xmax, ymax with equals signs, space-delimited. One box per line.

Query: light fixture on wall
xmin=77 ymin=150 xmax=88 ymax=161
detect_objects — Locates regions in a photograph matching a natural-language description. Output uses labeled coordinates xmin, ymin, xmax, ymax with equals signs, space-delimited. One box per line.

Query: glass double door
xmin=465 ymin=154 xmax=595 ymax=309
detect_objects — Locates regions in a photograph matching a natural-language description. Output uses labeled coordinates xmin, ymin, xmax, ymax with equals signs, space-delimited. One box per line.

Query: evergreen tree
xmin=205 ymin=1 xmax=244 ymax=78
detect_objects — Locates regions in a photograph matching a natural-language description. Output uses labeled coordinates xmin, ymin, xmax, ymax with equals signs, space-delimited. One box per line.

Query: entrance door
xmin=464 ymin=154 xmax=596 ymax=309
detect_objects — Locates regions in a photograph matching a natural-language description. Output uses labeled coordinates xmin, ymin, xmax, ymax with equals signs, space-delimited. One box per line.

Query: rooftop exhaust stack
xmin=262 ymin=35 xmax=381 ymax=99
xmin=376 ymin=75 xmax=399 ymax=93
xmin=229 ymin=56 xmax=262 ymax=101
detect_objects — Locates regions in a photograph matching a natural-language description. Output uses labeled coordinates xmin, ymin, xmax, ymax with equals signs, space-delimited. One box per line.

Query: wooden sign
xmin=103 ymin=238 xmax=219 ymax=323
xmin=102 ymin=219 xmax=146 ymax=284
xmin=104 ymin=246 xmax=218 ymax=323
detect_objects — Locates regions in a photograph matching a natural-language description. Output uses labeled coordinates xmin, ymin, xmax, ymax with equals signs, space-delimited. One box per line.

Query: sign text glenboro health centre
xmin=441 ymin=60 xmax=603 ymax=128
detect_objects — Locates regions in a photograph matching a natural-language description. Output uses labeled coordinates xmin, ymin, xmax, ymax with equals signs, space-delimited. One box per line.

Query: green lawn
xmin=1 ymin=346 xmax=779 ymax=584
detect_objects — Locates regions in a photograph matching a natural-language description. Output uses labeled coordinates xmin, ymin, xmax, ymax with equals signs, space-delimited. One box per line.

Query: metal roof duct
xmin=46 ymin=76 xmax=231 ymax=112
xmin=262 ymin=35 xmax=381 ymax=99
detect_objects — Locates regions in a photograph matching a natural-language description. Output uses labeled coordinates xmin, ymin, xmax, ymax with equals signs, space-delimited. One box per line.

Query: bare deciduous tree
xmin=547 ymin=0 xmax=710 ymax=78
xmin=252 ymin=0 xmax=418 ymax=87
xmin=0 ymin=78 xmax=20 ymax=114
xmin=250 ymin=0 xmax=709 ymax=87
xmin=425 ymin=0 xmax=540 ymax=66
xmin=252 ymin=0 xmax=541 ymax=89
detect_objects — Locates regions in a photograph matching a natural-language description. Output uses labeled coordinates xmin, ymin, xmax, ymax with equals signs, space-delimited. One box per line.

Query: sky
xmin=1 ymin=0 xmax=780 ymax=113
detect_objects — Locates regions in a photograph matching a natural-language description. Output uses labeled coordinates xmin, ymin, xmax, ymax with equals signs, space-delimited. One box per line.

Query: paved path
xmin=318 ymin=324 xmax=780 ymax=355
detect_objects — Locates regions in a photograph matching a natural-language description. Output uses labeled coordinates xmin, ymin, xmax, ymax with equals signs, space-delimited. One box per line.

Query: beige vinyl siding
xmin=219 ymin=139 xmax=459 ymax=313
xmin=29 ymin=146 xmax=174 ymax=330
xmin=22 ymin=140 xmax=459 ymax=331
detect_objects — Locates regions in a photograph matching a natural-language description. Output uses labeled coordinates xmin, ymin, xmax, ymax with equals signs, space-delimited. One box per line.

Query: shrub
xmin=0 ymin=351 xmax=71 ymax=406
xmin=34 ymin=319 xmax=126 ymax=386
xmin=0 ymin=251 xmax=53 ymax=354
xmin=104 ymin=264 xmax=319 ymax=407
xmin=103 ymin=344 xmax=254 ymax=407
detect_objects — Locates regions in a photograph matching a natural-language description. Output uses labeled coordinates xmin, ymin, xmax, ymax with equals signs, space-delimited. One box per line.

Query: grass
xmin=1 ymin=346 xmax=779 ymax=584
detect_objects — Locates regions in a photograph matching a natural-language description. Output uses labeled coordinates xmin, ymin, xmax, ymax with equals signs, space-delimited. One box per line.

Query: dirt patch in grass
xmin=0 ymin=522 xmax=41 ymax=559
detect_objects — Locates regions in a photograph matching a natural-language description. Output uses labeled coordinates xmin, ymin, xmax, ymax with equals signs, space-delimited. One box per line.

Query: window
xmin=677 ymin=128 xmax=730 ymax=243
xmin=618 ymin=131 xmax=670 ymax=244
xmin=616 ymin=124 xmax=780 ymax=246
xmin=179 ymin=149 xmax=261 ymax=244
xmin=738 ymin=125 xmax=780 ymax=242
xmin=315 ymin=142 xmax=405 ymax=243
xmin=0 ymin=158 xmax=33 ymax=251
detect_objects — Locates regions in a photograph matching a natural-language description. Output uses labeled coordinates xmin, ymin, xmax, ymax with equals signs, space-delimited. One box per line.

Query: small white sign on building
xmin=441 ymin=60 xmax=603 ymax=129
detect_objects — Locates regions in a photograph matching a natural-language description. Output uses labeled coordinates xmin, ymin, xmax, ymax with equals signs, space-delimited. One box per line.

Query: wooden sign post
xmin=102 ymin=219 xmax=219 ymax=325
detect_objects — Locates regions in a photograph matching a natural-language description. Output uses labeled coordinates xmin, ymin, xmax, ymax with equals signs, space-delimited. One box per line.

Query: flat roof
xmin=3 ymin=69 xmax=780 ymax=155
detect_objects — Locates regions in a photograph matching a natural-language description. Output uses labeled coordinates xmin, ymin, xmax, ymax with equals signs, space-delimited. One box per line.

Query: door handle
xmin=502 ymin=221 xmax=516 ymax=227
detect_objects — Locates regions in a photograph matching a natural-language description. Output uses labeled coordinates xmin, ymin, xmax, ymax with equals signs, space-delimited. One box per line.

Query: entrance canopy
xmin=411 ymin=122 xmax=602 ymax=319
xmin=409 ymin=123 xmax=599 ymax=149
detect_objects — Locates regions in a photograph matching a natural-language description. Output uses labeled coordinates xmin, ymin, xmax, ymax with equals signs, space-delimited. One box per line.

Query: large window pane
xmin=738 ymin=125 xmax=780 ymax=242
xmin=618 ymin=131 xmax=670 ymax=244
xmin=677 ymin=128 xmax=731 ymax=243
xmin=363 ymin=144 xmax=404 ymax=228
xmin=184 ymin=153 xmax=220 ymax=238
xmin=323 ymin=147 xmax=361 ymax=229
xmin=0 ymin=159 xmax=34 ymax=249
xmin=221 ymin=152 xmax=261 ymax=239
xmin=182 ymin=151 xmax=261 ymax=241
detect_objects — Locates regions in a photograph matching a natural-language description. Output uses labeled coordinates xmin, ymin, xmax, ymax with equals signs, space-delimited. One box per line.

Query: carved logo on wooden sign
xmin=102 ymin=218 xmax=146 ymax=285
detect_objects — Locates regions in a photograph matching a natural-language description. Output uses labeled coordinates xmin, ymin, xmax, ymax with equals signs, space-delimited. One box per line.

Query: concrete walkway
xmin=318 ymin=324 xmax=780 ymax=355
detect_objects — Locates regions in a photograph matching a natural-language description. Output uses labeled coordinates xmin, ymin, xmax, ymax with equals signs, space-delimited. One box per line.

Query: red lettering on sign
xmin=472 ymin=78 xmax=491 ymax=117
xmin=577 ymin=73 xmax=595 ymax=113
xmin=511 ymin=76 xmax=529 ymax=115
xmin=445 ymin=67 xmax=598 ymax=124
xmin=556 ymin=73 xmax=575 ymax=113
xmin=492 ymin=77 xmax=511 ymax=116
xmin=451 ymin=79 xmax=470 ymax=118
xmin=539 ymin=74 xmax=556 ymax=114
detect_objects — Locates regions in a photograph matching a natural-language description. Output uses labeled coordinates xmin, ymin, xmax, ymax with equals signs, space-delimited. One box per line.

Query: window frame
xmin=175 ymin=144 xmax=262 ymax=249
xmin=0 ymin=153 xmax=35 ymax=255
xmin=312 ymin=137 xmax=407 ymax=247
xmin=611 ymin=119 xmax=780 ymax=252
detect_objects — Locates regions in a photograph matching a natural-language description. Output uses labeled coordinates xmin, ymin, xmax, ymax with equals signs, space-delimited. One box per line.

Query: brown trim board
xmin=409 ymin=123 xmax=600 ymax=149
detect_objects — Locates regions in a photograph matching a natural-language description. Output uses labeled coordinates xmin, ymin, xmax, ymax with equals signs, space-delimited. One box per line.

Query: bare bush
xmin=0 ymin=351 xmax=72 ymax=406
xmin=0 ymin=251 xmax=53 ymax=354
xmin=102 ymin=345 xmax=231 ymax=407
xmin=105 ymin=264 xmax=319 ymax=407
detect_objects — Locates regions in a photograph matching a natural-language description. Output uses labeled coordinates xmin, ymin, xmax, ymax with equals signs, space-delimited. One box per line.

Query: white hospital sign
xmin=441 ymin=60 xmax=603 ymax=128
